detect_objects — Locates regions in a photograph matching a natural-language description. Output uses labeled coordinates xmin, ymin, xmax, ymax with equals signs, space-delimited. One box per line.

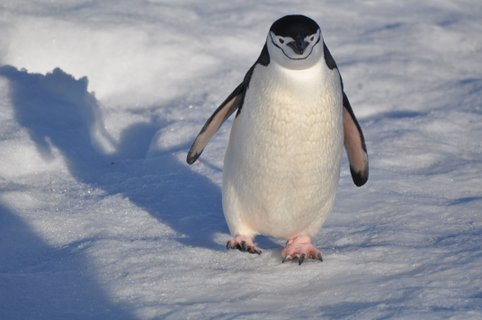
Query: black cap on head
xmin=270 ymin=15 xmax=320 ymax=37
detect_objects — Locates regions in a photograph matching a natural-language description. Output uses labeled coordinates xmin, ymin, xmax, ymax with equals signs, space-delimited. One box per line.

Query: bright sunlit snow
xmin=1 ymin=1 xmax=481 ymax=319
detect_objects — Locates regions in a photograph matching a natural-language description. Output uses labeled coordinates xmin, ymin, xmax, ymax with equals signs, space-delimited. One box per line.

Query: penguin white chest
xmin=222 ymin=64 xmax=344 ymax=239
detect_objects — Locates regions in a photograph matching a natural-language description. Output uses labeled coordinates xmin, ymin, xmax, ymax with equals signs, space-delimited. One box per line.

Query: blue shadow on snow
xmin=0 ymin=203 xmax=135 ymax=320
xmin=0 ymin=65 xmax=227 ymax=250
xmin=0 ymin=64 xmax=237 ymax=318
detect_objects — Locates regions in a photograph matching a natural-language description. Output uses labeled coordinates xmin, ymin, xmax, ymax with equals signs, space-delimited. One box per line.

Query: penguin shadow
xmin=0 ymin=204 xmax=135 ymax=319
xmin=0 ymin=65 xmax=227 ymax=251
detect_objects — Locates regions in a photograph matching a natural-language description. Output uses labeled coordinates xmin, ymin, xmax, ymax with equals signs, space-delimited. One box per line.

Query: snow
xmin=1 ymin=1 xmax=482 ymax=319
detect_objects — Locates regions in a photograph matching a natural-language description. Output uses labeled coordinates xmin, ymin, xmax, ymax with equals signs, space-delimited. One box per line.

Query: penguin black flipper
xmin=323 ymin=43 xmax=368 ymax=186
xmin=186 ymin=82 xmax=244 ymax=165
xmin=186 ymin=45 xmax=269 ymax=165
xmin=342 ymin=92 xmax=369 ymax=186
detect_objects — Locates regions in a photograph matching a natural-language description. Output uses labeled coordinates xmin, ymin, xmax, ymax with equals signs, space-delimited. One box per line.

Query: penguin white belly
xmin=222 ymin=64 xmax=344 ymax=239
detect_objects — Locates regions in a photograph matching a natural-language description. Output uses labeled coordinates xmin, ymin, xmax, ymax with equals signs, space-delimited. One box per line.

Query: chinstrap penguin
xmin=187 ymin=15 xmax=368 ymax=265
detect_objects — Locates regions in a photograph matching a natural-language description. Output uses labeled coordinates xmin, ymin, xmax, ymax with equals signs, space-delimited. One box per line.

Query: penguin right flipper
xmin=186 ymin=82 xmax=244 ymax=165
xmin=342 ymin=92 xmax=369 ymax=186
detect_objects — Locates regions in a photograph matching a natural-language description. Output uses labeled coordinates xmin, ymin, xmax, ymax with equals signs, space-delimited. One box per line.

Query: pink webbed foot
xmin=281 ymin=235 xmax=323 ymax=265
xmin=226 ymin=235 xmax=262 ymax=255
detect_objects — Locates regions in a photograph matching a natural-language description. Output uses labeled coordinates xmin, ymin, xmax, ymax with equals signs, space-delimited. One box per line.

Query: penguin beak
xmin=287 ymin=37 xmax=309 ymax=55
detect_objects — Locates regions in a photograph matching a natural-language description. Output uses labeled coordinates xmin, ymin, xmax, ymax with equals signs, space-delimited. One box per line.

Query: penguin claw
xmin=248 ymin=246 xmax=262 ymax=255
xmin=240 ymin=241 xmax=248 ymax=252
xmin=316 ymin=252 xmax=323 ymax=262
xmin=281 ymin=253 xmax=311 ymax=265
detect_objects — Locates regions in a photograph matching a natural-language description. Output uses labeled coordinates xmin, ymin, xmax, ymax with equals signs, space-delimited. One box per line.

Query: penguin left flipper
xmin=186 ymin=83 xmax=245 ymax=165
xmin=342 ymin=92 xmax=369 ymax=186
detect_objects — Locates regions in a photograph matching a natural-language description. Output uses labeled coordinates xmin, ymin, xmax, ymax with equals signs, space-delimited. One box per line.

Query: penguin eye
xmin=278 ymin=37 xmax=285 ymax=44
xmin=309 ymin=35 xmax=315 ymax=42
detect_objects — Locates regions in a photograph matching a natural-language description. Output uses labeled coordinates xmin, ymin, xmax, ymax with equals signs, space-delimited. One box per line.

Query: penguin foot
xmin=226 ymin=235 xmax=262 ymax=255
xmin=281 ymin=235 xmax=323 ymax=265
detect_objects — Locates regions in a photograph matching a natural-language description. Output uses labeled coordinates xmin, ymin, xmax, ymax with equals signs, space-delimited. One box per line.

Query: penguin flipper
xmin=342 ymin=92 xmax=369 ymax=186
xmin=186 ymin=83 xmax=244 ymax=164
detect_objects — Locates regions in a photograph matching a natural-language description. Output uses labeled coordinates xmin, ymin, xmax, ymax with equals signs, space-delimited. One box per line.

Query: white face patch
xmin=267 ymin=29 xmax=323 ymax=70
xmin=270 ymin=29 xmax=320 ymax=60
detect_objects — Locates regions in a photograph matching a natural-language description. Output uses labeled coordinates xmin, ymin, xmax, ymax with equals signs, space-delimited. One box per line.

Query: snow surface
xmin=1 ymin=1 xmax=482 ymax=319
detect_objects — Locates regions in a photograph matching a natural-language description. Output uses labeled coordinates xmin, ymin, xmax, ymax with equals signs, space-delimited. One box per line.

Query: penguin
xmin=187 ymin=15 xmax=368 ymax=265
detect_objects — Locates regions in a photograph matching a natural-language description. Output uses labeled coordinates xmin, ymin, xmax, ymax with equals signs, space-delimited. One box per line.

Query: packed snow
xmin=1 ymin=1 xmax=481 ymax=319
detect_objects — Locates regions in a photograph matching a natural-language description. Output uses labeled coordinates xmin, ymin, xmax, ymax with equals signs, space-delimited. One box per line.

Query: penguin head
xmin=266 ymin=15 xmax=323 ymax=70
